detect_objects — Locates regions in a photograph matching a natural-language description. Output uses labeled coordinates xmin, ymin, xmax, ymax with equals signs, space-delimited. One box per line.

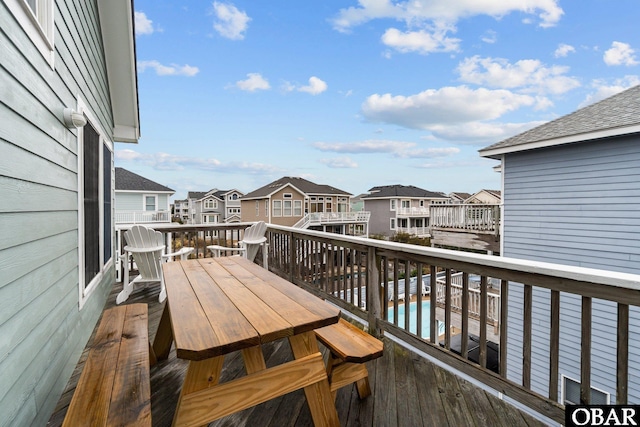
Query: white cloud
xmin=603 ymin=41 xmax=639 ymax=66
xmin=579 ymin=76 xmax=640 ymax=107
xmin=311 ymin=140 xmax=459 ymax=158
xmin=554 ymin=43 xmax=575 ymax=58
xmin=457 ymin=56 xmax=580 ymax=95
xmin=115 ymin=149 xmax=280 ymax=174
xmin=381 ymin=24 xmax=460 ymax=54
xmin=319 ymin=157 xmax=359 ymax=168
xmin=283 ymin=77 xmax=328 ymax=95
xmin=361 ymin=86 xmax=535 ymax=129
xmin=134 ymin=11 xmax=154 ymax=35
xmin=331 ymin=0 xmax=563 ymax=32
xmin=298 ymin=76 xmax=328 ymax=95
xmin=427 ymin=121 xmax=546 ymax=145
xmin=235 ymin=73 xmax=270 ymax=91
xmin=213 ymin=1 xmax=251 ymax=40
xmin=137 ymin=60 xmax=199 ymax=77
xmin=481 ymin=30 xmax=497 ymax=44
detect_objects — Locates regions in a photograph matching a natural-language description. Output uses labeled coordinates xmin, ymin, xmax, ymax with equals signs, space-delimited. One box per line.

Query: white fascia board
xmin=479 ymin=124 xmax=640 ymax=159
xmin=97 ymin=0 xmax=140 ymax=143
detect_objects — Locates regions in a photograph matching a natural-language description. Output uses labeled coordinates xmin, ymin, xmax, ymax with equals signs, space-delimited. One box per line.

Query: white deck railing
xmin=429 ymin=204 xmax=500 ymax=232
xmin=114 ymin=210 xmax=171 ymax=224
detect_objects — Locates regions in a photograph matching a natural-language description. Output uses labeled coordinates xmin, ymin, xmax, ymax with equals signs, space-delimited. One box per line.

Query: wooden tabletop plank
xmin=182 ymin=260 xmax=261 ymax=355
xmin=199 ymin=259 xmax=292 ymax=343
xmin=229 ymin=257 xmax=340 ymax=331
xmin=216 ymin=257 xmax=338 ymax=334
xmin=163 ymin=262 xmax=227 ymax=360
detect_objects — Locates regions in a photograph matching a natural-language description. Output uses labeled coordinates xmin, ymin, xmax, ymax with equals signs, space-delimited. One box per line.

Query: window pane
xmin=84 ymin=123 xmax=100 ymax=287
xmin=103 ymin=145 xmax=111 ymax=264
xmin=145 ymin=196 xmax=155 ymax=211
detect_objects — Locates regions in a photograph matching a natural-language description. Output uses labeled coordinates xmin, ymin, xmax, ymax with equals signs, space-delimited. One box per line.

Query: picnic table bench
xmin=315 ymin=318 xmax=384 ymax=400
xmin=62 ymin=303 xmax=151 ymax=427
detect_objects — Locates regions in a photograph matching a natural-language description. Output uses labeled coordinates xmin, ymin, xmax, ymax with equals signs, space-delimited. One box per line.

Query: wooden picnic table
xmin=152 ymin=256 xmax=341 ymax=427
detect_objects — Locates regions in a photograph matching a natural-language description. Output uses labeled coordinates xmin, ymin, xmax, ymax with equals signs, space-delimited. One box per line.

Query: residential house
xmin=114 ymin=167 xmax=174 ymax=224
xmin=172 ymin=198 xmax=189 ymax=222
xmin=466 ymin=189 xmax=501 ymax=204
xmin=241 ymin=176 xmax=368 ymax=235
xmin=179 ymin=188 xmax=244 ymax=225
xmin=479 ymin=84 xmax=640 ymax=405
xmin=362 ymin=184 xmax=449 ymax=237
xmin=448 ymin=192 xmax=472 ymax=203
xmin=0 ymin=1 xmax=139 ymax=425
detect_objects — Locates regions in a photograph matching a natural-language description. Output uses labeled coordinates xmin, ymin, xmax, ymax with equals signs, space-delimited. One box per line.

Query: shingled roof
xmin=242 ymin=176 xmax=351 ymax=200
xmin=115 ymin=168 xmax=174 ymax=193
xmin=480 ymin=84 xmax=640 ymax=159
xmin=362 ymin=184 xmax=447 ymax=199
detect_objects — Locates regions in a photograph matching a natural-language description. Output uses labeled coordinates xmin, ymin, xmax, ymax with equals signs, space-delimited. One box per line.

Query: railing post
xmin=366 ymin=247 xmax=382 ymax=338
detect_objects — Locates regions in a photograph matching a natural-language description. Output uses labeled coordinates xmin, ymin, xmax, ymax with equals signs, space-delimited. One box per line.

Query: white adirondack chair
xmin=207 ymin=221 xmax=268 ymax=267
xmin=117 ymin=225 xmax=194 ymax=304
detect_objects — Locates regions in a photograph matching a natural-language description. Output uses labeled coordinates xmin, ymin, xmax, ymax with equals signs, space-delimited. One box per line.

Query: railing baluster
xmin=479 ymin=276 xmax=488 ymax=369
xmin=430 ymin=265 xmax=437 ymax=344
xmin=580 ymin=296 xmax=592 ymax=404
xmin=500 ymin=279 xmax=508 ymax=378
xmin=461 ymin=272 xmax=469 ymax=359
xmin=549 ymin=290 xmax=560 ymax=402
xmin=617 ymin=303 xmax=629 ymax=404
xmin=444 ymin=269 xmax=452 ymax=350
xmin=523 ymin=284 xmax=532 ymax=389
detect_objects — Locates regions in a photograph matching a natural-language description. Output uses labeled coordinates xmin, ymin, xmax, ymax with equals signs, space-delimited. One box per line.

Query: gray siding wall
xmin=115 ymin=192 xmax=171 ymax=211
xmin=1 ymin=1 xmax=115 ymax=425
xmin=364 ymin=199 xmax=393 ymax=236
xmin=502 ymin=136 xmax=640 ymax=404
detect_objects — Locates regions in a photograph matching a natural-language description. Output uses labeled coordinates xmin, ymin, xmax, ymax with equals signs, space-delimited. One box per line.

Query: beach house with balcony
xmin=480 ymin=84 xmax=640 ymax=405
xmin=241 ymin=176 xmax=369 ymax=235
xmin=362 ymin=184 xmax=449 ymax=237
xmin=179 ymin=188 xmax=244 ymax=225
xmin=114 ymin=167 xmax=174 ymax=224
xmin=0 ymin=1 xmax=139 ymax=424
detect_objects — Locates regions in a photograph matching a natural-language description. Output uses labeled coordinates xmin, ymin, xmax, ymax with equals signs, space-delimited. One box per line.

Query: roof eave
xmin=97 ymin=0 xmax=140 ymax=143
xmin=479 ymin=123 xmax=640 ymax=159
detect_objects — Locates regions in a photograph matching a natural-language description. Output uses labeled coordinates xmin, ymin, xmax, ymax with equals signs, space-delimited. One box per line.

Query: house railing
xmin=396 ymin=226 xmax=430 ymax=236
xmin=263 ymin=223 xmax=640 ymax=424
xmin=114 ymin=210 xmax=171 ymax=224
xmin=397 ymin=207 xmax=430 ymax=216
xmin=429 ymin=204 xmax=500 ymax=232
xmin=113 ymin=222 xmax=640 ymax=423
xmin=292 ymin=211 xmax=371 ymax=228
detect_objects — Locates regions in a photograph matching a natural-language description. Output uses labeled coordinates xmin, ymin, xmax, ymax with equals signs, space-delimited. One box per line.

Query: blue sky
xmin=117 ymin=0 xmax=640 ymax=200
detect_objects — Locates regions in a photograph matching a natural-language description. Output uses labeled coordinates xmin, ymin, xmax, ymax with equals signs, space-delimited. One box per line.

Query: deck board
xmin=48 ymin=280 xmax=551 ymax=427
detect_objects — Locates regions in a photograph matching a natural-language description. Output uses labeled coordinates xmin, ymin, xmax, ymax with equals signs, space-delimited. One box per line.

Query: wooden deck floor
xmin=48 ymin=281 xmax=550 ymax=427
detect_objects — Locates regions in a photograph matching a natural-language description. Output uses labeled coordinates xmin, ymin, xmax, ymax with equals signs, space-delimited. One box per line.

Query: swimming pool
xmin=387 ymin=301 xmax=444 ymax=339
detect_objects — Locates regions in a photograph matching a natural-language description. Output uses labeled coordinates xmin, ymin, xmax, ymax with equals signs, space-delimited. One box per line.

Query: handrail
xmin=262 ymin=223 xmax=640 ymax=424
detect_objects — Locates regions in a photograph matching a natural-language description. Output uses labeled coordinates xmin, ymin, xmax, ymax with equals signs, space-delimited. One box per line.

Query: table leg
xmin=172 ymin=356 xmax=224 ymax=427
xmin=242 ymin=346 xmax=267 ymax=373
xmin=289 ymin=331 xmax=340 ymax=427
xmin=152 ymin=303 xmax=173 ymax=360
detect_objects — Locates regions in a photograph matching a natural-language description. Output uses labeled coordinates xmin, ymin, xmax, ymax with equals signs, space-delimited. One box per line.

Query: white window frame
xmin=6 ymin=0 xmax=55 ymax=68
xmin=390 ymin=199 xmax=396 ymax=211
xmin=390 ymin=218 xmax=396 ymax=230
xmin=273 ymin=200 xmax=282 ymax=217
xmin=293 ymin=200 xmax=302 ymax=216
xmin=401 ymin=199 xmax=411 ymax=209
xmin=255 ymin=201 xmax=259 ymax=216
xmin=283 ymin=193 xmax=292 ymax=199
xmin=77 ymin=97 xmax=113 ymax=309
xmin=561 ymin=375 xmax=610 ymax=405
xmin=283 ymin=200 xmax=292 ymax=216
xmin=204 ymin=198 xmax=217 ymax=210
xmin=143 ymin=194 xmax=157 ymax=211
xmin=202 ymin=214 xmax=219 ymax=223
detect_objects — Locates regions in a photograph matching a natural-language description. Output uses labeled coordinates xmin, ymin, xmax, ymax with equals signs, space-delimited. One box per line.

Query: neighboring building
xmin=465 ymin=189 xmax=501 ymax=204
xmin=0 ymin=1 xmax=139 ymax=425
xmin=448 ymin=192 xmax=472 ymax=203
xmin=479 ymin=84 xmax=640 ymax=406
xmin=172 ymin=198 xmax=189 ymax=222
xmin=177 ymin=189 xmax=244 ymax=224
xmin=362 ymin=185 xmax=449 ymax=237
xmin=241 ymin=176 xmax=369 ymax=235
xmin=114 ymin=168 xmax=174 ymax=224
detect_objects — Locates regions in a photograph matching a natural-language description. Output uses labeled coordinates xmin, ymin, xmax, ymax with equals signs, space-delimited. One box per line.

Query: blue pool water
xmin=387 ymin=301 xmax=444 ymax=339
